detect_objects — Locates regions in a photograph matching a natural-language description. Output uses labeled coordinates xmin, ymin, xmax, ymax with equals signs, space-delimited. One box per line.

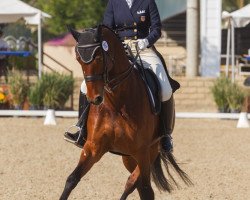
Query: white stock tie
xmin=126 ymin=0 xmax=133 ymax=9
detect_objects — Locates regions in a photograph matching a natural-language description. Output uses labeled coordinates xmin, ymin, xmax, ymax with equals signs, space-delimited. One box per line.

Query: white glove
xmin=137 ymin=39 xmax=149 ymax=50
xmin=80 ymin=80 xmax=87 ymax=94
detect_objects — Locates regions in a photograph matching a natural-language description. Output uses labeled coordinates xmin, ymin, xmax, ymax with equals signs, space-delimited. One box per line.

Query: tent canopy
xmin=0 ymin=0 xmax=50 ymax=25
xmin=222 ymin=4 xmax=250 ymax=82
xmin=0 ymin=0 xmax=51 ymax=78
xmin=156 ymin=0 xmax=186 ymax=21
xmin=222 ymin=4 xmax=250 ymax=27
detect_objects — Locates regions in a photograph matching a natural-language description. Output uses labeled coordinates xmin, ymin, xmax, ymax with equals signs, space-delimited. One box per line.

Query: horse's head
xmin=69 ymin=25 xmax=125 ymax=105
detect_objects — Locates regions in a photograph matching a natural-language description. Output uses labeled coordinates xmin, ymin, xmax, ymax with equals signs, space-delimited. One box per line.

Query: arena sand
xmin=0 ymin=117 xmax=249 ymax=200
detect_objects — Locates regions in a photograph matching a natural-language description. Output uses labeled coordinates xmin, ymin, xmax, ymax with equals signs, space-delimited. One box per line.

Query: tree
xmin=23 ymin=0 xmax=107 ymax=35
xmin=222 ymin=0 xmax=250 ymax=12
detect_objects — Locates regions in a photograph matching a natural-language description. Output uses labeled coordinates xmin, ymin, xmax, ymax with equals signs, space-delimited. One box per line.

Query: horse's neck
xmin=105 ymin=51 xmax=144 ymax=108
xmin=112 ymin=45 xmax=130 ymax=75
xmin=102 ymin=37 xmax=146 ymax=108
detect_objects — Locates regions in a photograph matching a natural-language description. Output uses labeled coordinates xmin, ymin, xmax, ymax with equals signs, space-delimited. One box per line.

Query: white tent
xmin=222 ymin=4 xmax=250 ymax=82
xmin=0 ymin=0 xmax=51 ymax=78
xmin=227 ymin=4 xmax=250 ymax=27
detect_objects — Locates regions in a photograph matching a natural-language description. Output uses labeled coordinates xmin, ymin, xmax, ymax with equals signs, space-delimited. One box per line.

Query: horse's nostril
xmin=94 ymin=96 xmax=103 ymax=105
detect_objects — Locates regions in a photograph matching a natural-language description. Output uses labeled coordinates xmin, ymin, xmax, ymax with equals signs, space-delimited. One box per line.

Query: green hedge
xmin=28 ymin=73 xmax=74 ymax=109
xmin=211 ymin=76 xmax=245 ymax=113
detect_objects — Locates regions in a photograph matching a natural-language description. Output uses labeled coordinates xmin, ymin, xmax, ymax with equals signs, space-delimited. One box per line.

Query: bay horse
xmin=60 ymin=25 xmax=191 ymax=200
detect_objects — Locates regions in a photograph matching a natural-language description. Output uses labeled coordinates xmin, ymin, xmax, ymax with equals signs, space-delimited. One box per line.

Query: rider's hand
xmin=137 ymin=39 xmax=149 ymax=51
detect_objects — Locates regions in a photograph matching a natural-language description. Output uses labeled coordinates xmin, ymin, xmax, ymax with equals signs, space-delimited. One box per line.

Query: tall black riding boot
xmin=64 ymin=92 xmax=90 ymax=148
xmin=160 ymin=95 xmax=175 ymax=153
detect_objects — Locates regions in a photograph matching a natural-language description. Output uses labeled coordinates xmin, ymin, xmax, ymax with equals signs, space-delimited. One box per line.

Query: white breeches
xmin=81 ymin=40 xmax=173 ymax=102
xmin=126 ymin=40 xmax=172 ymax=101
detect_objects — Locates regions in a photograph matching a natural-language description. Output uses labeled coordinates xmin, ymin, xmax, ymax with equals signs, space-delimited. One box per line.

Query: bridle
xmin=77 ymin=38 xmax=134 ymax=93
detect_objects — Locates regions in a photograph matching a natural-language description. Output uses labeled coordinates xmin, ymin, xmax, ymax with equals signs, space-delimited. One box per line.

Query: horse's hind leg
xmin=136 ymin=151 xmax=154 ymax=200
xmin=120 ymin=152 xmax=154 ymax=200
xmin=120 ymin=158 xmax=139 ymax=200
xmin=122 ymin=156 xmax=137 ymax=173
xmin=59 ymin=142 xmax=104 ymax=200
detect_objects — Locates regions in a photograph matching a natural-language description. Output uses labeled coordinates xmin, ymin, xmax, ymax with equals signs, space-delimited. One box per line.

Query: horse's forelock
xmin=78 ymin=28 xmax=99 ymax=45
xmin=76 ymin=28 xmax=100 ymax=64
xmin=76 ymin=25 xmax=123 ymax=64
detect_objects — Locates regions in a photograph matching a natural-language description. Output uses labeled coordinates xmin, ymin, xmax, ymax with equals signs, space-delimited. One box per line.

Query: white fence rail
xmin=0 ymin=110 xmax=77 ymax=117
xmin=0 ymin=110 xmax=249 ymax=119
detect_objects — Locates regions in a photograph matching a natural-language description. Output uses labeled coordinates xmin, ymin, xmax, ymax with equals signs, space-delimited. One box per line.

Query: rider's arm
xmin=146 ymin=0 xmax=162 ymax=47
xmin=103 ymin=0 xmax=115 ymax=29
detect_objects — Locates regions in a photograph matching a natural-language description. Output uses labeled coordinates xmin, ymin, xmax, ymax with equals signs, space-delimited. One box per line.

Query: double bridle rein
xmin=77 ymin=41 xmax=134 ymax=93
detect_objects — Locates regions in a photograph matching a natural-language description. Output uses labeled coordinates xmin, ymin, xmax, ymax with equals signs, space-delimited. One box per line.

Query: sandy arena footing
xmin=0 ymin=117 xmax=249 ymax=200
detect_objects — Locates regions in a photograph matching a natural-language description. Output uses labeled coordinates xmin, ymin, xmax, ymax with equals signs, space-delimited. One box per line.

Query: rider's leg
xmin=160 ymin=96 xmax=175 ymax=153
xmin=138 ymin=48 xmax=174 ymax=153
xmin=64 ymin=91 xmax=89 ymax=147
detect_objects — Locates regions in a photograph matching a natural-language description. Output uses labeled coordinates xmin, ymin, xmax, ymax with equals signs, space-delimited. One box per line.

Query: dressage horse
xmin=60 ymin=25 xmax=191 ymax=200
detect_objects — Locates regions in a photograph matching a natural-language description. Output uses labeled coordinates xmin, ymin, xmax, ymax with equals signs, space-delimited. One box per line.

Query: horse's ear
xmin=67 ymin=26 xmax=80 ymax=42
xmin=97 ymin=24 xmax=103 ymax=39
xmin=99 ymin=24 xmax=116 ymax=39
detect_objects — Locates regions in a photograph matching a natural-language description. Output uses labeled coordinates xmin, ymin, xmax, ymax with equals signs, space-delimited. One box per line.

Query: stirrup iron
xmin=64 ymin=125 xmax=82 ymax=144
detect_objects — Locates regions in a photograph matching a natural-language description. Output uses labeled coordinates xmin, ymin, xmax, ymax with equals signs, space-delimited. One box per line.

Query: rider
xmin=65 ymin=0 xmax=177 ymax=153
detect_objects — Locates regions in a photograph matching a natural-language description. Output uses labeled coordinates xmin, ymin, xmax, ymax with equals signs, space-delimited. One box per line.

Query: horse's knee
xmin=83 ymin=141 xmax=105 ymax=161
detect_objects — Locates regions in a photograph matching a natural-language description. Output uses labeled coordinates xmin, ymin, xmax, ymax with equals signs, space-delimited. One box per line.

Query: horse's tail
xmin=151 ymin=152 xmax=193 ymax=192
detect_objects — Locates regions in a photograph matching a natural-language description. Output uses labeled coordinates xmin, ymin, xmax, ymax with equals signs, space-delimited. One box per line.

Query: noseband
xmin=77 ymin=39 xmax=133 ymax=92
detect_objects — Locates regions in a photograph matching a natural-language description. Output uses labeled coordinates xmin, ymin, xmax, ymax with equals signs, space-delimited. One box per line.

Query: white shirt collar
xmin=125 ymin=0 xmax=133 ymax=9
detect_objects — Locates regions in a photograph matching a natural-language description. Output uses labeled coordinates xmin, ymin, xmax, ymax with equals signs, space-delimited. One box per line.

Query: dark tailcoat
xmin=103 ymin=0 xmax=162 ymax=46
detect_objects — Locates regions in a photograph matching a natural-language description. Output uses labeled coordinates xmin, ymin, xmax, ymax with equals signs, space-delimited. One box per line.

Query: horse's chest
xmin=112 ymin=114 xmax=139 ymax=142
xmin=91 ymin=105 xmax=139 ymax=140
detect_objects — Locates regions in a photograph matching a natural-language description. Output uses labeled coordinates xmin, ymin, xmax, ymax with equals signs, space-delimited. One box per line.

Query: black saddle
xmin=135 ymin=63 xmax=161 ymax=115
xmin=125 ymin=44 xmax=180 ymax=115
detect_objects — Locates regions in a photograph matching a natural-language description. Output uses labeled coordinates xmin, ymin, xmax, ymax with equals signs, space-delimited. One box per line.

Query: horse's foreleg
xmin=59 ymin=142 xmax=104 ymax=200
xmin=59 ymin=162 xmax=84 ymax=200
xmin=136 ymin=151 xmax=154 ymax=200
xmin=120 ymin=165 xmax=140 ymax=200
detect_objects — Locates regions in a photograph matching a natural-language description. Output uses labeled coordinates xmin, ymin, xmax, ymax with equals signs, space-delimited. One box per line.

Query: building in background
xmin=156 ymin=0 xmax=222 ymax=77
xmin=156 ymin=0 xmax=187 ymax=76
xmin=200 ymin=0 xmax=222 ymax=77
xmin=43 ymin=1 xmax=223 ymax=78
